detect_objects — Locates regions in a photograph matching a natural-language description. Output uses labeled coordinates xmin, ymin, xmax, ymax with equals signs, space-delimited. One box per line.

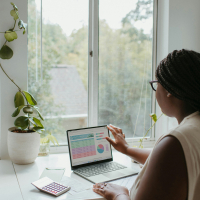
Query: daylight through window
xmin=28 ymin=0 xmax=154 ymax=146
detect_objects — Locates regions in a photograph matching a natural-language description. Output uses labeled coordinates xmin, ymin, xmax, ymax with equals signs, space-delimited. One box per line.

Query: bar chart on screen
xmin=96 ymin=132 xmax=107 ymax=140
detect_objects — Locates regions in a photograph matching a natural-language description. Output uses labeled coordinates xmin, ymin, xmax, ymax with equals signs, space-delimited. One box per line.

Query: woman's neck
xmin=176 ymin=106 xmax=197 ymax=124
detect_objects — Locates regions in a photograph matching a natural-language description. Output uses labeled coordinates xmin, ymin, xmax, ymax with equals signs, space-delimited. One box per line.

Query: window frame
xmin=33 ymin=0 xmax=158 ymax=153
xmin=87 ymin=0 xmax=158 ymax=145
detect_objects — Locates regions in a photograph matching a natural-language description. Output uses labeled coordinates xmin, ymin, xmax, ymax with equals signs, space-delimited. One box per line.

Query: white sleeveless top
xmin=130 ymin=111 xmax=200 ymax=200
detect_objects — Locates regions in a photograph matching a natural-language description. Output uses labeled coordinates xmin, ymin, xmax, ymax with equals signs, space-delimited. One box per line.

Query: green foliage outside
xmin=28 ymin=0 xmax=154 ymax=142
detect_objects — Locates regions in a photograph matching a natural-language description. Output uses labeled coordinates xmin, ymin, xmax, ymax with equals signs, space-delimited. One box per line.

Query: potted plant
xmin=0 ymin=2 xmax=45 ymax=164
xmin=39 ymin=131 xmax=59 ymax=156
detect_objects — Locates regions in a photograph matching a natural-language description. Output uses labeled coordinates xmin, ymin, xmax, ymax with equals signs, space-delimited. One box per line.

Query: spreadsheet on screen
xmin=68 ymin=127 xmax=112 ymax=166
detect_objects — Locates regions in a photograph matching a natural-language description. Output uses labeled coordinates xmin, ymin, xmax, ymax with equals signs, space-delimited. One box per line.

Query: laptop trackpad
xmin=103 ymin=171 xmax=124 ymax=179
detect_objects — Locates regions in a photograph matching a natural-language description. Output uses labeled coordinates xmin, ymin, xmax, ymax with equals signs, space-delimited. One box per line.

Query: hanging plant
xmin=0 ymin=2 xmax=44 ymax=133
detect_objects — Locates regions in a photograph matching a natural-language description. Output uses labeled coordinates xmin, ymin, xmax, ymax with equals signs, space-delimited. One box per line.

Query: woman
xmin=93 ymin=49 xmax=200 ymax=200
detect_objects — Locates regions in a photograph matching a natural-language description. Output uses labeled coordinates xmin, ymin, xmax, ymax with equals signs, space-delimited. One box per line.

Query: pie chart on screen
xmin=97 ymin=144 xmax=104 ymax=153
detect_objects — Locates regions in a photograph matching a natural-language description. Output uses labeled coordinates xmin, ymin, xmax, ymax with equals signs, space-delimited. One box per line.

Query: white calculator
xmin=32 ymin=177 xmax=71 ymax=196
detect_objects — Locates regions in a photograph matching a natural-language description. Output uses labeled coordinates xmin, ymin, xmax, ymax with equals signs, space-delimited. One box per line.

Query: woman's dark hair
xmin=156 ymin=49 xmax=200 ymax=111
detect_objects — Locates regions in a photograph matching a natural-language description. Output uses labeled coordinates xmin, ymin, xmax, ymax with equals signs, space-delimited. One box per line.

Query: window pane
xmin=28 ymin=0 xmax=88 ymax=145
xmin=99 ymin=0 xmax=153 ymax=138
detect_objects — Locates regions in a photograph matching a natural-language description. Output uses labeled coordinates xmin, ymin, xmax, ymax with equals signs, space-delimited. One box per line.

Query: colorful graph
xmin=71 ymin=137 xmax=96 ymax=159
xmin=97 ymin=144 xmax=104 ymax=153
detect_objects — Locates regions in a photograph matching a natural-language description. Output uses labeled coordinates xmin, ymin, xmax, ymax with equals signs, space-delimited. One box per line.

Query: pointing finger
xmin=109 ymin=124 xmax=119 ymax=131
xmin=107 ymin=126 xmax=117 ymax=138
xmin=109 ymin=124 xmax=123 ymax=134
xmin=106 ymin=137 xmax=116 ymax=147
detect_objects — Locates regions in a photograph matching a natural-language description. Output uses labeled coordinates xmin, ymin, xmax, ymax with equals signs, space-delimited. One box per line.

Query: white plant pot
xmin=7 ymin=127 xmax=40 ymax=165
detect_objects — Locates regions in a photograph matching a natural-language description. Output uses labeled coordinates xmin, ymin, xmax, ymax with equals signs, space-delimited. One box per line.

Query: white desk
xmin=0 ymin=151 xmax=140 ymax=200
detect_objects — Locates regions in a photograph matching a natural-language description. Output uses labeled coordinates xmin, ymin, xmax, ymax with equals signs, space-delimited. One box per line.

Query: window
xmin=28 ymin=0 xmax=155 ymax=147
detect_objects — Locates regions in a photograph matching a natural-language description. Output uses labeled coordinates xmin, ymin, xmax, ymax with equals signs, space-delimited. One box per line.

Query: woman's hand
xmin=106 ymin=124 xmax=129 ymax=155
xmin=93 ymin=182 xmax=130 ymax=200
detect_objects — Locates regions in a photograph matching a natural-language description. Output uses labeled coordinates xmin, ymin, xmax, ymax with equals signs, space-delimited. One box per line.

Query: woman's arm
xmin=134 ymin=135 xmax=188 ymax=200
xmin=106 ymin=125 xmax=151 ymax=164
xmin=126 ymin=147 xmax=151 ymax=165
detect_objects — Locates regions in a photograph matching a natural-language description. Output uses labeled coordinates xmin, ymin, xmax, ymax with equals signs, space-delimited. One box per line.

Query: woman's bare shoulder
xmin=134 ymin=136 xmax=188 ymax=200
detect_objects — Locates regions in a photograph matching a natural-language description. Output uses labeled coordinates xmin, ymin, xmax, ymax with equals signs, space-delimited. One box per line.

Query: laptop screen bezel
xmin=66 ymin=125 xmax=113 ymax=170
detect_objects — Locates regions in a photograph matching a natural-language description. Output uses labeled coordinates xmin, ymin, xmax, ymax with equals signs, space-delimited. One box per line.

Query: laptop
xmin=67 ymin=125 xmax=139 ymax=183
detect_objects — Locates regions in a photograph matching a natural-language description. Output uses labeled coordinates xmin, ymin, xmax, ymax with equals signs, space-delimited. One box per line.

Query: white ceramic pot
xmin=7 ymin=127 xmax=40 ymax=165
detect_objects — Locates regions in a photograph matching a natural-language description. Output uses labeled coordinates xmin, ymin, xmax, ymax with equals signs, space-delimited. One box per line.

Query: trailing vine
xmin=0 ymin=2 xmax=44 ymax=133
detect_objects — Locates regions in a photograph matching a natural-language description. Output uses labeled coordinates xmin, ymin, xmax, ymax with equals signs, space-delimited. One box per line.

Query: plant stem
xmin=139 ymin=113 xmax=163 ymax=148
xmin=0 ymin=63 xmax=21 ymax=90
xmin=3 ymin=40 xmax=7 ymax=46
xmin=11 ymin=20 xmax=16 ymax=31
xmin=0 ymin=63 xmax=29 ymax=106
xmin=0 ymin=17 xmax=30 ymax=103
xmin=28 ymin=113 xmax=30 ymax=130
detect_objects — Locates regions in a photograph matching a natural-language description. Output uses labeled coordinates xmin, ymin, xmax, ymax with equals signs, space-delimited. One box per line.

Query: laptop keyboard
xmin=74 ymin=162 xmax=127 ymax=177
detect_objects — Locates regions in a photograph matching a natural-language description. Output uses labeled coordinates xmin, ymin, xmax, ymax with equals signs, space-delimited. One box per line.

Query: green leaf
xmin=4 ymin=31 xmax=18 ymax=42
xmin=11 ymin=2 xmax=18 ymax=11
xmin=40 ymin=137 xmax=49 ymax=144
xmin=46 ymin=134 xmax=59 ymax=146
xmin=10 ymin=9 xmax=19 ymax=20
xmin=12 ymin=105 xmax=24 ymax=117
xmin=47 ymin=135 xmax=55 ymax=146
xmin=14 ymin=91 xmax=25 ymax=108
xmin=33 ymin=106 xmax=44 ymax=121
xmin=29 ymin=118 xmax=37 ymax=126
xmin=150 ymin=113 xmax=157 ymax=122
xmin=23 ymin=91 xmax=37 ymax=105
xmin=33 ymin=127 xmax=45 ymax=134
xmin=51 ymin=135 xmax=59 ymax=146
xmin=18 ymin=20 xmax=27 ymax=35
xmin=33 ymin=117 xmax=43 ymax=127
xmin=14 ymin=116 xmax=29 ymax=129
xmin=0 ymin=45 xmax=13 ymax=59
xmin=33 ymin=127 xmax=45 ymax=131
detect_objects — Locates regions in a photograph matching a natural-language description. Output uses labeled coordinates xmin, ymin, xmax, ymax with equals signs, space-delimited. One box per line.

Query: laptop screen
xmin=67 ymin=126 xmax=112 ymax=168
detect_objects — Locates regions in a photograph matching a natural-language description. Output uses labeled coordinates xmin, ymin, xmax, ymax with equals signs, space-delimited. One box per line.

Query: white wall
xmin=168 ymin=0 xmax=200 ymax=52
xmin=156 ymin=0 xmax=200 ymax=139
xmin=0 ymin=0 xmax=28 ymax=159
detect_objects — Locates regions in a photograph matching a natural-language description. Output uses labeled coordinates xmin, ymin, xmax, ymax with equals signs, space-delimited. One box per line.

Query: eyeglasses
xmin=149 ymin=80 xmax=158 ymax=91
